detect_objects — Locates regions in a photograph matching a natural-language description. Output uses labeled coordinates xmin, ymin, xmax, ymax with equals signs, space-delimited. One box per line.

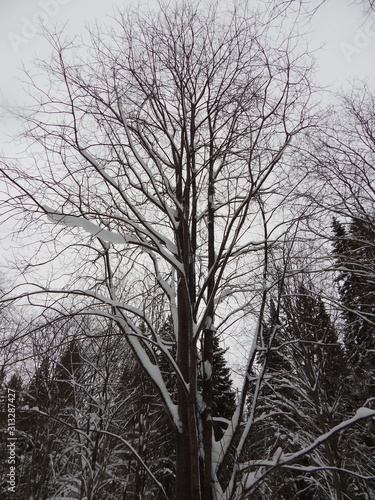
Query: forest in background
xmin=0 ymin=1 xmax=374 ymax=498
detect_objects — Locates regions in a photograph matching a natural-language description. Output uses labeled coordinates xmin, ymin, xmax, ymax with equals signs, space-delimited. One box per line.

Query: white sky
xmin=0 ymin=0 xmax=374 ymax=265
xmin=0 ymin=0 xmax=374 ymax=154
xmin=309 ymin=0 xmax=375 ymax=87
xmin=0 ymin=0 xmax=373 ymax=381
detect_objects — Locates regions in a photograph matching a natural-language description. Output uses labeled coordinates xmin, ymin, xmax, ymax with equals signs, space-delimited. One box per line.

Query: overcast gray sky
xmin=0 ymin=0 xmax=374 ymax=157
xmin=310 ymin=0 xmax=375 ymax=86
xmin=0 ymin=0 xmax=373 ymax=292
xmin=0 ymin=0 xmax=129 ymax=152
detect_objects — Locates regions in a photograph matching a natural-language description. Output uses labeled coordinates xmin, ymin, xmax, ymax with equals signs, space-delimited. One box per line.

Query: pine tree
xmin=19 ymin=357 xmax=55 ymax=499
xmin=332 ymin=218 xmax=375 ymax=500
xmin=252 ymin=285 xmax=349 ymax=500
xmin=211 ymin=334 xmax=236 ymax=440
xmin=26 ymin=356 xmax=53 ymax=412
xmin=18 ymin=343 xmax=83 ymax=499
xmin=53 ymin=339 xmax=83 ymax=409
xmin=332 ymin=218 xmax=375 ymax=392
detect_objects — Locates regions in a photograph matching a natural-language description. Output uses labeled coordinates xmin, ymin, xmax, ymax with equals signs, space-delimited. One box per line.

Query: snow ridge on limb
xmin=43 ymin=204 xmax=183 ymax=271
xmin=240 ymin=407 xmax=375 ymax=493
xmin=44 ymin=205 xmax=134 ymax=245
xmin=113 ymin=310 xmax=183 ymax=431
xmin=75 ymin=293 xmax=186 ymax=429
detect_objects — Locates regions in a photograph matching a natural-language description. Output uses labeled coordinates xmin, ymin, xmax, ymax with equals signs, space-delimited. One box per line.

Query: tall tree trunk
xmin=201 ymin=161 xmax=216 ymax=499
xmin=176 ymin=278 xmax=201 ymax=498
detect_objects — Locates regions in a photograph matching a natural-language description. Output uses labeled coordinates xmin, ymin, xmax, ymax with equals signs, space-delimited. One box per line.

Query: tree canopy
xmin=0 ymin=1 xmax=374 ymax=499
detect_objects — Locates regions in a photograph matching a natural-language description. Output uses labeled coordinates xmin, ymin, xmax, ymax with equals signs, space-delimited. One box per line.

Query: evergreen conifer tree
xmin=211 ymin=334 xmax=237 ymax=439
xmin=332 ymin=218 xmax=375 ymax=392
xmin=19 ymin=357 xmax=55 ymax=499
xmin=53 ymin=339 xmax=83 ymax=409
xmin=252 ymin=284 xmax=349 ymax=500
xmin=332 ymin=218 xmax=375 ymax=499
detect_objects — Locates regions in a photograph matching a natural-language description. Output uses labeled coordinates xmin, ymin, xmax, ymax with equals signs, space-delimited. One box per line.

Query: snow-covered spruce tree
xmin=332 ymin=218 xmax=375 ymax=500
xmin=17 ymin=320 xmax=134 ymax=499
xmin=53 ymin=339 xmax=83 ymax=408
xmin=246 ymin=283 xmax=350 ymax=500
xmin=2 ymin=2 xmax=374 ymax=498
xmin=19 ymin=345 xmax=84 ymax=499
xmin=279 ymin=286 xmax=349 ymax=500
xmin=305 ymin=86 xmax=375 ymax=498
xmin=301 ymin=85 xmax=375 ymax=496
xmin=19 ymin=356 xmax=57 ymax=499
xmin=332 ymin=218 xmax=375 ymax=393
xmin=211 ymin=334 xmax=236 ymax=440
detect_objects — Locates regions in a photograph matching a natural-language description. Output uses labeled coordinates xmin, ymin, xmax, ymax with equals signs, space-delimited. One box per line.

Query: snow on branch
xmin=242 ymin=407 xmax=375 ymax=473
xmin=43 ymin=205 xmax=183 ymax=270
xmin=282 ymin=465 xmax=375 ymax=481
xmin=44 ymin=205 xmax=135 ymax=245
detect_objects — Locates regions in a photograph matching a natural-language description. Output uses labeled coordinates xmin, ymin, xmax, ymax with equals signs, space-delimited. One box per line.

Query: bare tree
xmin=311 ymin=84 xmax=375 ymax=221
xmin=296 ymin=82 xmax=375 ymax=499
xmin=1 ymin=2 xmax=374 ymax=498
